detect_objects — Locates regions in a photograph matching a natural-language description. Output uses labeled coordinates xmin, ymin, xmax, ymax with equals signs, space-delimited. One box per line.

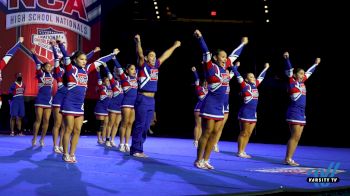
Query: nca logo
xmin=7 ymin=0 xmax=88 ymax=21
xmin=77 ymin=73 xmax=88 ymax=86
xmin=32 ymin=27 xmax=67 ymax=61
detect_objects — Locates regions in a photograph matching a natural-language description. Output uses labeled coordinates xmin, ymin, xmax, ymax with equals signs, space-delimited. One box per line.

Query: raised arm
xmin=192 ymin=66 xmax=207 ymax=100
xmin=0 ymin=37 xmax=24 ymax=70
xmin=228 ymin=37 xmax=248 ymax=63
xmin=104 ymin=64 xmax=112 ymax=80
xmin=86 ymin=46 xmax=100 ymax=61
xmin=96 ymin=66 xmax=103 ymax=87
xmin=158 ymin=40 xmax=181 ymax=65
xmin=304 ymin=58 xmax=320 ymax=80
xmin=30 ymin=48 xmax=42 ymax=71
xmin=283 ymin=52 xmax=293 ymax=78
xmin=112 ymin=55 xmax=127 ymax=81
xmin=57 ymin=40 xmax=71 ymax=66
xmin=256 ymin=63 xmax=270 ymax=87
xmin=87 ymin=48 xmax=119 ymax=74
xmin=50 ymin=40 xmax=60 ymax=70
xmin=191 ymin=67 xmax=200 ymax=86
xmin=104 ymin=63 xmax=116 ymax=87
xmin=194 ymin=30 xmax=211 ymax=64
xmin=134 ymin=34 xmax=145 ymax=67
xmin=232 ymin=61 xmax=246 ymax=89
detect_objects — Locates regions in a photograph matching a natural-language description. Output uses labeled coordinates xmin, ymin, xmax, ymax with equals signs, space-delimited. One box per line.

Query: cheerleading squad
xmin=0 ymin=30 xmax=320 ymax=169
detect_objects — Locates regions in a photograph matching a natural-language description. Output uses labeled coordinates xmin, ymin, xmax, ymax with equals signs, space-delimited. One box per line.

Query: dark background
xmin=1 ymin=0 xmax=345 ymax=147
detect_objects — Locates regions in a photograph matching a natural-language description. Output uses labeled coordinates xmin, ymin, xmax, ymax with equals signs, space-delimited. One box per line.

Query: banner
xmin=0 ymin=0 xmax=101 ymax=99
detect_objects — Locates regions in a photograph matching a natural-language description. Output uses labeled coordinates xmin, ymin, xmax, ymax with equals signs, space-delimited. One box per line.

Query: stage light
xmin=264 ymin=5 xmax=268 ymax=9
xmin=266 ymin=19 xmax=269 ymax=23
xmin=154 ymin=2 xmax=157 ymax=5
xmin=211 ymin=11 xmax=217 ymax=16
xmin=265 ymin=10 xmax=268 ymax=13
xmin=155 ymin=6 xmax=158 ymax=9
xmin=157 ymin=16 xmax=160 ymax=19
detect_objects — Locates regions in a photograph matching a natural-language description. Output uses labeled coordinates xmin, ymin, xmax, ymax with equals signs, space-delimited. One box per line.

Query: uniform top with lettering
xmin=32 ymin=53 xmax=54 ymax=97
xmin=232 ymin=65 xmax=268 ymax=105
xmin=113 ymin=58 xmax=138 ymax=96
xmin=9 ymin=81 xmax=25 ymax=100
xmin=137 ymin=59 xmax=160 ymax=92
xmin=105 ymin=65 xmax=124 ymax=98
xmin=52 ymin=45 xmax=98 ymax=89
xmin=58 ymin=42 xmax=115 ymax=103
xmin=198 ymin=36 xmax=245 ymax=94
xmin=284 ymin=58 xmax=318 ymax=108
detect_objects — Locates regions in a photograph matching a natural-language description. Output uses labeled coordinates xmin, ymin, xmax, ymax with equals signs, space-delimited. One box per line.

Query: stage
xmin=0 ymin=135 xmax=349 ymax=195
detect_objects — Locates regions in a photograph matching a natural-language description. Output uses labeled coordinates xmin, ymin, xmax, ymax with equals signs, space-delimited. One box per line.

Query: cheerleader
xmin=30 ymin=49 xmax=54 ymax=146
xmin=193 ymin=29 xmax=247 ymax=169
xmin=191 ymin=66 xmax=208 ymax=148
xmin=105 ymin=58 xmax=124 ymax=147
xmin=51 ymin=41 xmax=100 ymax=153
xmin=8 ymin=73 xmax=25 ymax=136
xmin=57 ymin=39 xmax=118 ymax=163
xmin=94 ymin=66 xmax=112 ymax=144
xmin=113 ymin=56 xmax=138 ymax=152
xmin=130 ymin=34 xmax=181 ymax=157
xmin=0 ymin=37 xmax=24 ymax=111
xmin=233 ymin=61 xmax=269 ymax=158
xmin=283 ymin=52 xmax=320 ymax=166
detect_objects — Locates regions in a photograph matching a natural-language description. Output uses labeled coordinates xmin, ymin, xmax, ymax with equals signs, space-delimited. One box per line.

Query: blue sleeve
xmin=6 ymin=41 xmax=22 ymax=56
xmin=112 ymin=58 xmax=122 ymax=68
xmin=58 ymin=42 xmax=71 ymax=65
xmin=232 ymin=66 xmax=241 ymax=78
xmin=198 ymin=37 xmax=209 ymax=54
xmin=104 ymin=65 xmax=111 ymax=74
xmin=193 ymin=70 xmax=200 ymax=86
xmin=97 ymin=53 xmax=115 ymax=64
xmin=285 ymin=58 xmax=293 ymax=70
xmin=228 ymin=43 xmax=245 ymax=63
xmin=51 ymin=45 xmax=59 ymax=60
xmin=86 ymin=50 xmax=95 ymax=61
xmin=284 ymin=58 xmax=293 ymax=78
xmin=31 ymin=53 xmax=41 ymax=68
xmin=305 ymin=63 xmax=318 ymax=79
xmin=198 ymin=37 xmax=211 ymax=63
xmin=58 ymin=42 xmax=69 ymax=58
